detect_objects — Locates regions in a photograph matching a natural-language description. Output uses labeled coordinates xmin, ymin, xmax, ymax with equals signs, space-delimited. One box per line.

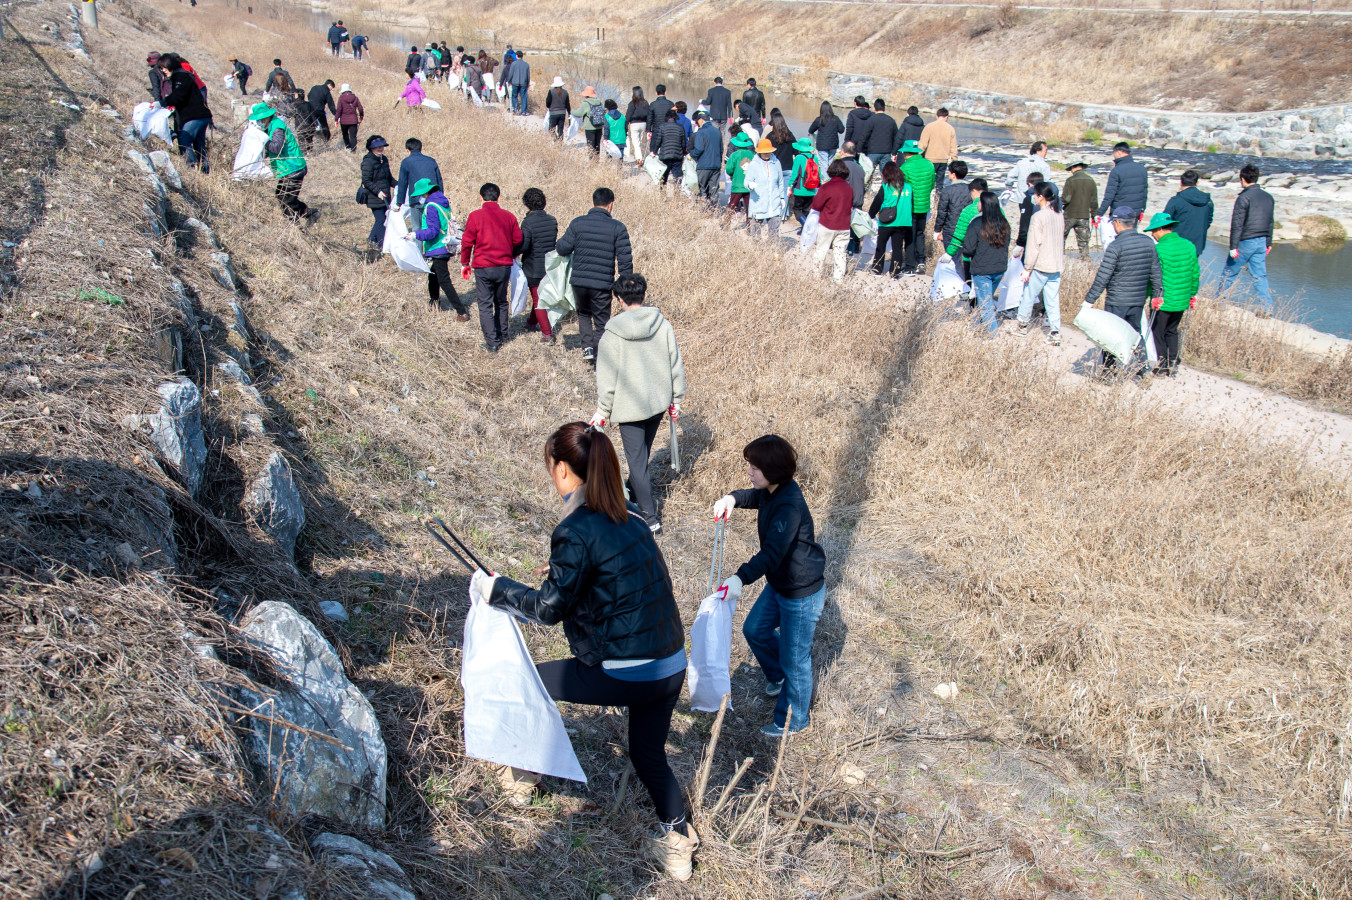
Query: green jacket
xmin=606 ymin=110 xmax=626 ymax=145
xmin=725 ymin=148 xmax=754 ymax=193
xmin=787 ymin=151 xmax=818 ymax=198
xmin=901 ymin=154 xmax=935 ymax=214
xmin=265 ymin=117 xmax=306 ymax=178
xmin=1156 ymin=231 xmax=1200 ymax=311
xmin=946 ymin=200 xmax=980 ymax=257
xmin=574 ymin=97 xmax=603 ymax=130
xmin=596 ymin=306 xmax=686 ymax=424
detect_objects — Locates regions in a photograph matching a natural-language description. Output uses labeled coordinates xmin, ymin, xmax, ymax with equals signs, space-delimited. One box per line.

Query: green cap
xmin=899 ymin=140 xmax=921 ymax=154
xmin=410 ymin=178 xmax=439 ymax=199
xmin=730 ymin=133 xmax=753 ymax=149
xmin=792 ymin=137 xmax=814 ymax=152
xmin=1145 ymin=212 xmax=1178 ymax=231
xmin=247 ymin=103 xmax=276 ymax=122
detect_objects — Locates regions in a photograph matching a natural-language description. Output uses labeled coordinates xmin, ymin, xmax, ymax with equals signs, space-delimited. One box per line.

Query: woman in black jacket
xmin=518 ymin=187 xmax=557 ymax=342
xmin=807 ymin=100 xmax=844 ymax=170
xmin=160 ymin=54 xmax=213 ymax=172
xmin=961 ymin=190 xmax=1012 ymax=336
xmin=766 ymin=109 xmax=797 ymax=176
xmin=624 ymin=86 xmax=650 ymax=165
xmin=359 ymin=135 xmax=393 ymax=250
xmin=712 ymin=435 xmax=826 ymax=739
xmin=473 ymin=422 xmax=698 ymax=880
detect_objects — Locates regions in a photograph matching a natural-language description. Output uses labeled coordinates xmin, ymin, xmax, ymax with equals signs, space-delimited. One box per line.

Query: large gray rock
xmin=148 ymin=150 xmax=183 ymax=190
xmin=129 ymin=378 xmax=207 ymax=497
xmin=245 ymin=452 xmax=305 ymax=556
xmin=309 ymin=834 xmax=414 ymax=900
xmin=239 ymin=602 xmax=387 ymax=828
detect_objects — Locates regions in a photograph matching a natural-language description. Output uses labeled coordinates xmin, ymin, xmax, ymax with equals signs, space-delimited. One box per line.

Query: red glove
xmin=1150 ymin=297 xmax=1163 ymax=311
xmin=461 ymin=266 xmax=473 ymax=280
xmin=1091 ymin=216 xmax=1100 ymax=227
xmin=1189 ymin=296 xmax=1197 ymax=310
xmin=1229 ymin=249 xmax=1239 ymax=259
xmin=1266 ymin=245 xmax=1272 ymax=255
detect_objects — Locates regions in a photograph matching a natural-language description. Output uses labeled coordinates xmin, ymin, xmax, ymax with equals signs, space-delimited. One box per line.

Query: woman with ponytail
xmin=1016 ymin=181 xmax=1067 ymax=346
xmin=469 ymin=422 xmax=697 ymax=881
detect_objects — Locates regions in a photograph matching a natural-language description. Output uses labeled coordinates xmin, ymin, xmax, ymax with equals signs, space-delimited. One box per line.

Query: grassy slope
xmin=437 ymin=0 xmax=1352 ymax=111
xmin=3 ymin=0 xmax=1350 ymax=897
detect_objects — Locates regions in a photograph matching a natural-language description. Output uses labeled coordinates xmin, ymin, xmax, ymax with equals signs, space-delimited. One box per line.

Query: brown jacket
xmin=335 ymin=91 xmax=363 ymax=125
xmin=919 ymin=119 xmax=957 ymax=164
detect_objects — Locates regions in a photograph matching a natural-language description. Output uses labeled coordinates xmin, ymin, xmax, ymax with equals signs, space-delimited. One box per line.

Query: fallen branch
xmin=709 ymin=756 xmax=754 ymax=817
xmin=768 ymin=809 xmax=996 ymax=860
xmin=215 ymin=698 xmax=352 ymax=750
xmin=693 ymin=693 xmax=730 ymax=809
xmin=728 ymin=783 xmax=767 ymax=843
xmin=842 ymin=726 xmax=994 ymax=753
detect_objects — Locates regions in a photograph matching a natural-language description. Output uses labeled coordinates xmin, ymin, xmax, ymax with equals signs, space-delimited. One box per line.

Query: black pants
xmin=1151 ymin=307 xmax=1186 ymax=371
xmin=790 ymin=193 xmax=813 ymax=223
xmin=275 ymin=170 xmax=308 ymax=221
xmin=1102 ymin=303 xmax=1145 ymax=370
xmin=475 ymin=265 xmax=511 ymax=348
xmin=330 ymin=42 xmax=341 ymax=55
xmin=585 ymin=128 xmax=601 ymax=155
xmin=536 ymin=658 xmax=685 ymax=823
xmin=905 ymin=211 xmax=928 ymax=270
xmin=659 ymin=158 xmax=683 ymax=187
xmin=872 ymin=224 xmax=907 ymax=274
xmin=315 ymin=113 xmax=331 ymax=142
xmin=573 ymin=285 xmax=613 ymax=354
xmin=549 ymin=112 xmax=566 ymax=139
xmin=618 ymin=412 xmax=664 ymax=523
xmin=237 ymin=75 xmax=248 ymax=96
xmin=368 ymin=205 xmax=386 ymax=246
xmin=340 ymin=123 xmax=359 ymax=151
xmin=697 ymin=168 xmax=720 ymax=205
xmin=428 ymin=257 xmax=466 ymax=313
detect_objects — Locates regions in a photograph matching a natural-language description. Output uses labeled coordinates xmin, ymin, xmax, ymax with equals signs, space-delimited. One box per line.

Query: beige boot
xmin=496 ymin=765 xmax=540 ymax=807
xmin=645 ymin=822 xmax=700 ymax=882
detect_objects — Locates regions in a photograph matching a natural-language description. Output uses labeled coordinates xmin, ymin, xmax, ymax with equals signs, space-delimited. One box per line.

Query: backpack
xmin=243 ymin=63 xmax=253 ymax=77
xmin=801 ymin=155 xmax=820 ymax=190
xmin=589 ymin=101 xmax=606 ymax=127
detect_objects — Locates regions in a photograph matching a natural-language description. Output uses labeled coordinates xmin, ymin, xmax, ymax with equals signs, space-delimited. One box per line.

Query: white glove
xmin=1082 ymin=301 xmax=1094 ymax=312
xmin=721 ymin=574 xmax=743 ymax=601
xmin=589 ymin=410 xmax=606 ymax=427
xmin=469 ymin=569 xmax=498 ymax=607
xmin=712 ymin=494 xmax=736 ymax=521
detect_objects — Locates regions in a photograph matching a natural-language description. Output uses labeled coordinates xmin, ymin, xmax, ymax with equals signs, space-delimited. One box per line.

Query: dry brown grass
xmin=6 ymin=0 xmax=1352 ymax=895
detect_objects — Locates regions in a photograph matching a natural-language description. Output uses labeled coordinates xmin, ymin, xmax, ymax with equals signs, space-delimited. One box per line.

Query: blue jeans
xmin=972 ymin=271 xmax=1004 ymax=335
xmin=177 ymin=117 xmax=210 ymax=172
xmin=867 ymin=152 xmax=890 ymax=172
xmin=1221 ymin=236 xmax=1273 ymax=313
xmin=817 ymin=150 xmax=834 ymax=171
xmin=742 ymin=583 xmax=826 ymax=731
xmin=511 ymin=85 xmax=527 ymax=115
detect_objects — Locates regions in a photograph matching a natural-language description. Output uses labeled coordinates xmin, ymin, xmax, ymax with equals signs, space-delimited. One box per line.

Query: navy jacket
xmin=691 ymin=122 xmax=723 ymax=169
xmin=1097 ymin=153 xmax=1149 ymax=217
xmin=1163 ymin=186 xmax=1214 ymax=255
xmin=730 ymin=480 xmax=826 ymax=599
xmin=703 ymin=84 xmax=733 ymax=119
xmin=395 ymin=151 xmax=444 ymax=207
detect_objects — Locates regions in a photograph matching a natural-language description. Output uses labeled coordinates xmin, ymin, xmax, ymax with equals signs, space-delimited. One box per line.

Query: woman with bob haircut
xmin=711 ymin=435 xmax=826 ymax=738
xmin=470 ymin=422 xmax=699 ymax=880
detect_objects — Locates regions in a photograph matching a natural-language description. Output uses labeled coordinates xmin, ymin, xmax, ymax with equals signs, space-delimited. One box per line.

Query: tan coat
xmin=919 ymin=119 xmax=957 ymax=163
xmin=1022 ymin=206 xmax=1065 ymax=274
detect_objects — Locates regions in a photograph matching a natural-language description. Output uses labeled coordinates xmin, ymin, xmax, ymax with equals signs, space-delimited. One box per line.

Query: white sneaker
xmin=1046 ymin=331 xmax=1061 ymax=346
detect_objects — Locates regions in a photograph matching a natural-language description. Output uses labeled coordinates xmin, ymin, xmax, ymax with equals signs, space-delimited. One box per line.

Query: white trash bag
xmin=601 ymin=139 xmax=622 ymax=159
xmin=687 ymin=520 xmax=735 ymax=713
xmin=1074 ymin=304 xmax=1141 ymax=363
xmin=929 ymin=256 xmax=965 ymax=301
xmin=798 ymin=209 xmax=820 ymax=254
xmin=1142 ymin=308 xmax=1159 ymax=366
xmin=132 ymin=101 xmax=156 ymax=140
xmin=223 ymin=73 xmax=236 ymax=90
xmin=232 ymin=125 xmax=270 ymax=180
xmin=423 ymin=97 xmax=443 ymax=111
xmin=682 ymin=159 xmax=698 ymax=195
xmin=385 ymin=205 xmax=432 ymax=274
xmin=850 ymin=208 xmax=876 ymax=238
xmin=509 ymin=261 xmax=530 ymax=316
xmin=1098 ymin=215 xmax=1118 ymax=250
xmin=461 ymin=590 xmax=586 ymax=782
xmin=146 ymin=107 xmax=175 ymax=145
xmin=642 ymin=154 xmax=666 ymax=186
xmin=996 ymin=255 xmax=1025 ymax=312
xmin=564 ymin=115 xmax=579 ymax=143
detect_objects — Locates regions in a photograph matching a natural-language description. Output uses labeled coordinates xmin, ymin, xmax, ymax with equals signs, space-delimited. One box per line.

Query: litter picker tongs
xmin=707 ymin=517 xmax=726 ymax=596
xmin=425 ymin=517 xmax=491 ymax=574
xmin=669 ymin=407 xmax=681 ymax=473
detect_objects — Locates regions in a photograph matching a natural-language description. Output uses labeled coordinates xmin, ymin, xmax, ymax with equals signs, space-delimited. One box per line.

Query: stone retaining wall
xmin=821 ymin=74 xmax=1352 ymax=158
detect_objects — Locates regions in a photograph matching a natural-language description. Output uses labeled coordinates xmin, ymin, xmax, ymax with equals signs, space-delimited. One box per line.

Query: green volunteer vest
xmin=606 ymin=112 xmax=626 ymax=145
xmin=420 ymin=201 xmax=449 ymax=255
xmin=266 ymin=118 xmax=306 ymax=177
xmin=879 ymin=183 xmax=913 ymax=227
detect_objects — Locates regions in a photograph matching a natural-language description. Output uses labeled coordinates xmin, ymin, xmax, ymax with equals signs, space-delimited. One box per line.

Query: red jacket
xmin=810 ymin=176 xmax=853 ymax=231
xmin=460 ymin=201 xmax=523 ymax=268
xmin=335 ymin=91 xmax=364 ymax=124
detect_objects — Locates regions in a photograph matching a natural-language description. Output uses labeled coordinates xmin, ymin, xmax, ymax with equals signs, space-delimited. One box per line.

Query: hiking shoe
xmin=496 ymin=765 xmax=540 ymax=808
xmin=649 ymin=521 xmax=662 ymax=535
xmin=455 ymin=312 xmax=470 ymax=322
xmin=481 ymin=343 xmax=499 ymax=354
xmin=765 ymin=679 xmax=784 ymax=697
xmin=759 ymin=721 xmax=810 ymax=739
xmin=1016 ymin=321 xmax=1033 ymax=337
xmin=1046 ymin=331 xmax=1061 ymax=346
xmin=581 ymin=347 xmax=596 ymax=363
xmin=645 ymin=823 xmax=700 ymax=882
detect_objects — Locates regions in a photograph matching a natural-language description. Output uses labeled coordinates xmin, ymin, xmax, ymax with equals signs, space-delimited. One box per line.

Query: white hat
xmin=340 ymin=83 xmax=350 ymax=93
xmin=551 ymin=76 xmax=564 ymax=88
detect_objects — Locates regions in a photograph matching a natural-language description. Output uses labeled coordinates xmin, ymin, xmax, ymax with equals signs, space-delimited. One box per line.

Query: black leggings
xmin=427 ymin=257 xmax=466 ymax=313
xmin=536 ymin=658 xmax=685 ymax=823
xmin=872 ymin=224 xmax=907 ymax=274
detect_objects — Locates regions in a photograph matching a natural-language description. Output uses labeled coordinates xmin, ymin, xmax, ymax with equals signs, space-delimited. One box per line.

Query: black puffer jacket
xmin=518 ymin=209 xmax=558 ymax=284
xmin=961 ymin=215 xmax=1012 ymax=277
xmin=844 ymin=107 xmax=873 ymax=148
xmin=490 ymin=501 xmax=684 ymax=666
xmin=863 ymin=113 xmax=897 ymax=156
xmin=1085 ymin=229 xmax=1162 ymax=308
xmin=731 ymin=480 xmax=826 ymax=600
xmin=653 ymin=120 xmax=688 ymax=162
xmin=898 ymin=113 xmax=925 ymax=146
xmin=555 ymin=207 xmax=633 ymax=290
xmin=933 ymin=179 xmax=970 ymax=245
xmin=1229 ymin=183 xmax=1275 ymax=250
xmin=647 ymin=97 xmax=674 ymax=135
xmin=359 ymin=151 xmax=392 ymax=210
xmin=1097 ymin=153 xmax=1149 ymax=217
